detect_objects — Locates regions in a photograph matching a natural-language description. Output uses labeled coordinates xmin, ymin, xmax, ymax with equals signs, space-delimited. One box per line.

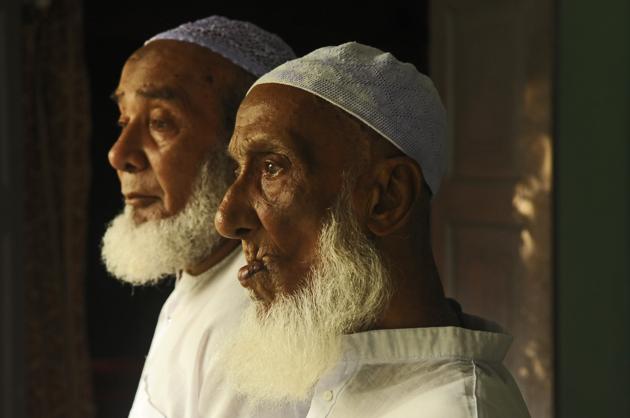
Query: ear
xmin=366 ymin=157 xmax=423 ymax=237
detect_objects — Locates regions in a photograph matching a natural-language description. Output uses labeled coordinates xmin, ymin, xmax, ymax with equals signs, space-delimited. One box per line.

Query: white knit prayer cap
xmin=146 ymin=16 xmax=295 ymax=77
xmin=251 ymin=42 xmax=447 ymax=195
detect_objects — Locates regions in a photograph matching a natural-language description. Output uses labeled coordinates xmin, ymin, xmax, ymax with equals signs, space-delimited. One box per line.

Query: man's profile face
xmin=215 ymin=83 xmax=371 ymax=307
xmin=109 ymin=40 xmax=233 ymax=224
xmin=214 ymin=84 xmax=394 ymax=401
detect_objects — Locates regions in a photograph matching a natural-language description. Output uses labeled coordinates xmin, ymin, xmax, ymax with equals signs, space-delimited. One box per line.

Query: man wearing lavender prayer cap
xmin=214 ymin=42 xmax=531 ymax=417
xmin=101 ymin=16 xmax=306 ymax=417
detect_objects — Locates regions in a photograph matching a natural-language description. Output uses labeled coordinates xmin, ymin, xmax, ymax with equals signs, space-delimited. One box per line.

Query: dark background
xmin=83 ymin=2 xmax=428 ymax=416
xmin=2 ymin=1 xmax=629 ymax=417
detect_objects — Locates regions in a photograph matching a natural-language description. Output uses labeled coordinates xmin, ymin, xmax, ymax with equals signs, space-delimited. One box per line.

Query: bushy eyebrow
xmin=228 ymin=136 xmax=294 ymax=161
xmin=110 ymin=86 xmax=189 ymax=106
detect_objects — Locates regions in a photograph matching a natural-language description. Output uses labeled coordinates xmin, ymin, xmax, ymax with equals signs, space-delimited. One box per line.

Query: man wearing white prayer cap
xmin=101 ymin=16 xmax=307 ymax=417
xmin=215 ymin=42 xmax=531 ymax=417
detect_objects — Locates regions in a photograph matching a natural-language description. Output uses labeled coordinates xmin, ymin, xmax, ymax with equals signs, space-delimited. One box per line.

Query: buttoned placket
xmin=142 ymin=272 xmax=184 ymax=386
xmin=130 ymin=274 xmax=184 ymax=418
xmin=306 ymin=359 xmax=358 ymax=418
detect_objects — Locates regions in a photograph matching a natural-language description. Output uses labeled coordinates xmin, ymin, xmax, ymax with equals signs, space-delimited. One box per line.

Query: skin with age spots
xmin=109 ymin=40 xmax=252 ymax=226
xmin=215 ymin=83 xmax=459 ymax=329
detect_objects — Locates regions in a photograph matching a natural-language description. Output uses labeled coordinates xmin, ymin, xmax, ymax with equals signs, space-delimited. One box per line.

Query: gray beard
xmin=100 ymin=155 xmax=230 ymax=285
xmin=219 ymin=179 xmax=393 ymax=404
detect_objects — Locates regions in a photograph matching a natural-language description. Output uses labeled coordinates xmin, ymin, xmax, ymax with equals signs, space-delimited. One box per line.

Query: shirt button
xmin=322 ymin=390 xmax=334 ymax=401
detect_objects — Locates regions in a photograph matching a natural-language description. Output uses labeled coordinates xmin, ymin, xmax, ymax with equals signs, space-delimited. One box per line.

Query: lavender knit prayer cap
xmin=146 ymin=16 xmax=295 ymax=77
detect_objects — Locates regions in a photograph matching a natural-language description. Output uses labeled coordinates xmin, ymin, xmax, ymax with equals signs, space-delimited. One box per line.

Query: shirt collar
xmin=340 ymin=315 xmax=513 ymax=364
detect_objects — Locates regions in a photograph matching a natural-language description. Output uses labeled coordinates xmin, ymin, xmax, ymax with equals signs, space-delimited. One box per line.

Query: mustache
xmin=242 ymin=244 xmax=279 ymax=263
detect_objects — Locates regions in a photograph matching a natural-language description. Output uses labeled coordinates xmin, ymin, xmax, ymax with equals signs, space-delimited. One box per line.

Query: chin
xmin=130 ymin=205 xmax=169 ymax=224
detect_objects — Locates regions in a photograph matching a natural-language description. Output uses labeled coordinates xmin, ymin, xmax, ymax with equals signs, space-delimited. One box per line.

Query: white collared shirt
xmin=130 ymin=250 xmax=529 ymax=418
xmin=128 ymin=249 xmax=308 ymax=418
xmin=304 ymin=315 xmax=531 ymax=418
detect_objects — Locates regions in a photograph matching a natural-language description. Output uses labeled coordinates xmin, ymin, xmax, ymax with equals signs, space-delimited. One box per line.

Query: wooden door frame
xmin=429 ymin=0 xmax=554 ymax=416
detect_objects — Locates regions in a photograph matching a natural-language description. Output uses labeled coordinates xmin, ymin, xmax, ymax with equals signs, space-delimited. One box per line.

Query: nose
xmin=214 ymin=175 xmax=259 ymax=240
xmin=108 ymin=122 xmax=148 ymax=173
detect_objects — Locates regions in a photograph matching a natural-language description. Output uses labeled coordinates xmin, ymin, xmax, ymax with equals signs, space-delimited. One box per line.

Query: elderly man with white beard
xmin=100 ymin=16 xmax=307 ymax=418
xmin=214 ymin=42 xmax=532 ymax=417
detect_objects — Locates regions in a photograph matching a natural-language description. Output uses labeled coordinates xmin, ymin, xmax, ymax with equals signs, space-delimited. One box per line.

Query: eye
xmin=263 ymin=160 xmax=282 ymax=177
xmin=149 ymin=118 xmax=171 ymax=131
xmin=147 ymin=108 xmax=178 ymax=136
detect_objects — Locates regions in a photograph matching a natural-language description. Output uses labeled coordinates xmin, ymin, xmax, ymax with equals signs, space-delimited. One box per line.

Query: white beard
xmin=101 ymin=155 xmax=230 ymax=285
xmin=220 ymin=183 xmax=393 ymax=404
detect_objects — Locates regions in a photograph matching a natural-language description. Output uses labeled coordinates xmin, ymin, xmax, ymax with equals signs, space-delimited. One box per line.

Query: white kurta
xmin=304 ymin=314 xmax=531 ymax=418
xmin=128 ymin=248 xmax=308 ymax=418
xmin=129 ymin=248 xmax=529 ymax=418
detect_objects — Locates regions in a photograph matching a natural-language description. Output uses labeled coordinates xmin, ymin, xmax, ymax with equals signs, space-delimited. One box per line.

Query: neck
xmin=184 ymin=238 xmax=240 ymax=277
xmin=373 ymin=237 xmax=460 ymax=330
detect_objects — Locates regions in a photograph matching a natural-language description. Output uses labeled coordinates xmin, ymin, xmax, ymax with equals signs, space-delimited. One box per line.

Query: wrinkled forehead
xmin=119 ymin=40 xmax=255 ymax=98
xmin=115 ymin=43 xmax=251 ymax=118
xmin=122 ymin=42 xmax=217 ymax=86
xmin=231 ymin=85 xmax=362 ymax=151
xmin=231 ymin=84 xmax=394 ymax=164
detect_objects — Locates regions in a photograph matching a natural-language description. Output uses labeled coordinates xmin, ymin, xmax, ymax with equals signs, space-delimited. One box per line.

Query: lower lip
xmin=238 ymin=261 xmax=267 ymax=285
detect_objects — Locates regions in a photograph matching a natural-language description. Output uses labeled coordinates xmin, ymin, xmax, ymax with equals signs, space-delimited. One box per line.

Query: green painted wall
xmin=556 ymin=0 xmax=630 ymax=417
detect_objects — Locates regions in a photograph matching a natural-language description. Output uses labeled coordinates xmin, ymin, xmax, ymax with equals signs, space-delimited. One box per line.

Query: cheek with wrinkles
xmin=149 ymin=134 xmax=212 ymax=213
xmin=259 ymin=168 xmax=303 ymax=207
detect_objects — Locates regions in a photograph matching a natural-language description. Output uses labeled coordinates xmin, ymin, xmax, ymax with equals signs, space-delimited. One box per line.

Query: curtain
xmin=22 ymin=0 xmax=94 ymax=416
